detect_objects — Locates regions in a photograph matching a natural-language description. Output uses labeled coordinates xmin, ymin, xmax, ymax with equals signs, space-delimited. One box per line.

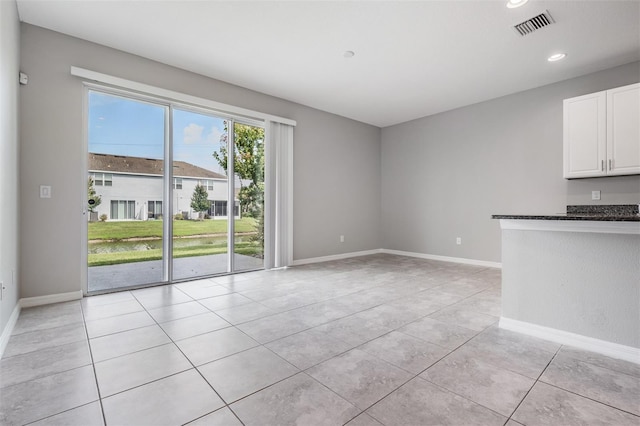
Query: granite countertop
xmin=492 ymin=204 xmax=640 ymax=222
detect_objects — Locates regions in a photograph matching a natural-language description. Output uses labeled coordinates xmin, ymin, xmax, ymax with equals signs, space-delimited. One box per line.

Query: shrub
xmin=174 ymin=213 xmax=183 ymax=220
xmin=204 ymin=214 xmax=211 ymax=219
xmin=99 ymin=214 xmax=107 ymax=222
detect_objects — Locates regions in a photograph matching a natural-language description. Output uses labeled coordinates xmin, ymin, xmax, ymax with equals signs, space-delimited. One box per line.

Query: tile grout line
xmin=0 ymin=322 xmax=87 ymax=360
xmin=223 ymin=264 xmax=502 ymax=424
xmin=418 ymin=378 xmax=511 ymax=421
xmin=349 ymin=325 xmax=504 ymax=426
xmin=230 ymin=271 xmax=499 ymax=353
xmin=2 ymin=302 xmax=105 ymax=425
xmin=315 ymin=280 xmax=516 ymax=425
xmin=538 ymin=374 xmax=640 ymax=418
xmin=187 ymin=296 xmax=333 ymax=424
xmin=129 ymin=290 xmax=240 ymax=424
xmin=504 ymin=343 xmax=563 ymax=423
xmin=129 ymin=289 xmax=249 ymax=426
xmin=295 ymin=370 xmax=367 ymax=426
xmin=79 ymin=299 xmax=108 ymax=426
xmin=148 ymin=270 xmax=427 ymax=424
xmin=299 ymin=274 xmax=499 ymax=425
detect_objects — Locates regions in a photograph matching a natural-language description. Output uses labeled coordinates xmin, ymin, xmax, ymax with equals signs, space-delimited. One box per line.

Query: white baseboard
xmin=499 ymin=317 xmax=640 ymax=365
xmin=0 ymin=302 xmax=21 ymax=359
xmin=381 ymin=249 xmax=502 ymax=269
xmin=292 ymin=248 xmax=501 ymax=269
xmin=20 ymin=290 xmax=83 ymax=308
xmin=292 ymin=249 xmax=383 ymax=266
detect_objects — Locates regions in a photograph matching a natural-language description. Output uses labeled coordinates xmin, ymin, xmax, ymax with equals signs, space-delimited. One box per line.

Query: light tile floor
xmin=1 ymin=254 xmax=638 ymax=425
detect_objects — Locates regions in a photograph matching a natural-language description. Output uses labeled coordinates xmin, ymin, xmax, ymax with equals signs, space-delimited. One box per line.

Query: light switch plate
xmin=40 ymin=185 xmax=52 ymax=198
xmin=591 ymin=190 xmax=601 ymax=201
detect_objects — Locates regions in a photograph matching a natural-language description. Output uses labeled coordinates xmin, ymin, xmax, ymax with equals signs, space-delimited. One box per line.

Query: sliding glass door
xmin=87 ymin=91 xmax=168 ymax=292
xmin=171 ymin=108 xmax=230 ymax=280
xmin=86 ymin=89 xmax=264 ymax=293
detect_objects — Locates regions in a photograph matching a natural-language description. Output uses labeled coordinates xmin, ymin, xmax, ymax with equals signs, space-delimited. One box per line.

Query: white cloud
xmin=207 ymin=126 xmax=224 ymax=144
xmin=183 ymin=123 xmax=204 ymax=144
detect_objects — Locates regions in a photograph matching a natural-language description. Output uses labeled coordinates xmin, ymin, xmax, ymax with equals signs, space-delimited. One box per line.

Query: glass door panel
xmin=87 ymin=90 xmax=167 ymax=292
xmin=233 ymin=122 xmax=265 ymax=271
xmin=87 ymin=91 xmax=266 ymax=293
xmin=171 ymin=108 xmax=229 ymax=280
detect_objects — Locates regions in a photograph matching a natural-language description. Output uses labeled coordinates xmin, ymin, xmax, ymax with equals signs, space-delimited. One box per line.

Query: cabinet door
xmin=607 ymin=83 xmax=640 ymax=176
xmin=563 ymin=91 xmax=607 ymax=178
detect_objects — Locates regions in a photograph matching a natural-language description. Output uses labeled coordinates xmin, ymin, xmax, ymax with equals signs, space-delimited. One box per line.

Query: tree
xmin=87 ymin=177 xmax=102 ymax=213
xmin=213 ymin=122 xmax=265 ymax=258
xmin=190 ymin=184 xmax=209 ymax=219
xmin=213 ymin=122 xmax=264 ymax=218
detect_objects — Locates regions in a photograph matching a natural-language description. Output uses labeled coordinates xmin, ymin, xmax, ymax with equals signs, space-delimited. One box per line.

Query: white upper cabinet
xmin=607 ymin=84 xmax=640 ymax=176
xmin=563 ymin=83 xmax=639 ymax=179
xmin=563 ymin=91 xmax=607 ymax=178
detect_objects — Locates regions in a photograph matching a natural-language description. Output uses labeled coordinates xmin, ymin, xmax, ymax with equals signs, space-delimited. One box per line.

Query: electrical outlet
xmin=456 ymin=237 xmax=462 ymax=245
xmin=591 ymin=190 xmax=601 ymax=201
xmin=340 ymin=235 xmax=345 ymax=243
xmin=40 ymin=185 xmax=52 ymax=199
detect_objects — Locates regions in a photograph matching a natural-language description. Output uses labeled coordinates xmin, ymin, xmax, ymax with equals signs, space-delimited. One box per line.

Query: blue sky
xmin=88 ymin=91 xmax=227 ymax=174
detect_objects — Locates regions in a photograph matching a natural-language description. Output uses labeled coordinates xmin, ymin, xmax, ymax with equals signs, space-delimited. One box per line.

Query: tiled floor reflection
xmin=1 ymin=254 xmax=638 ymax=425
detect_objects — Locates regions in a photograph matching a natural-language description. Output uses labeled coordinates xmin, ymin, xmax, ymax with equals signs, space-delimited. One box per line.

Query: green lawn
xmin=88 ymin=218 xmax=257 ymax=240
xmin=88 ymin=218 xmax=262 ymax=266
xmin=88 ymin=240 xmax=262 ymax=267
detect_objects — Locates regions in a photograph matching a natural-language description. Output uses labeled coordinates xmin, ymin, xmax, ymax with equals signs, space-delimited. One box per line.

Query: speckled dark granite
xmin=492 ymin=204 xmax=640 ymax=222
xmin=566 ymin=204 xmax=638 ymax=215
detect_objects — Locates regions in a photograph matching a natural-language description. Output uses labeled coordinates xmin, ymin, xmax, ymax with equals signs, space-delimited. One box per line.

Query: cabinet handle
xmin=609 ymin=159 xmax=613 ymax=170
xmin=601 ymin=160 xmax=605 ymax=171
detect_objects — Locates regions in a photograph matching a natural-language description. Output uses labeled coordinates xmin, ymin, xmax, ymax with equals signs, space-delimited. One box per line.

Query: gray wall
xmin=381 ymin=62 xmax=640 ymax=263
xmin=0 ymin=1 xmax=20 ymax=337
xmin=16 ymin=21 xmax=640 ymax=300
xmin=502 ymin=229 xmax=639 ymax=348
xmin=19 ymin=24 xmax=381 ymax=298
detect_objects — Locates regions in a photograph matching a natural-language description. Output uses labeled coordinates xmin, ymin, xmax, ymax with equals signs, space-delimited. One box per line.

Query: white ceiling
xmin=15 ymin=0 xmax=640 ymax=127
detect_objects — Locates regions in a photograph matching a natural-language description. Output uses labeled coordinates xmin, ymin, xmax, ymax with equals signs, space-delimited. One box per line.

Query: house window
xmin=92 ymin=173 xmax=113 ymax=186
xmin=200 ymin=179 xmax=214 ymax=190
xmin=210 ymin=200 xmax=226 ymax=217
xmin=148 ymin=200 xmax=162 ymax=219
xmin=209 ymin=200 xmax=240 ymax=217
xmin=110 ymin=200 xmax=136 ymax=220
xmin=174 ymin=178 xmax=182 ymax=190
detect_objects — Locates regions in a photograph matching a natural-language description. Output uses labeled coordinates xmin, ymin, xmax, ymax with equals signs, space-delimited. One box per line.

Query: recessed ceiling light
xmin=506 ymin=0 xmax=528 ymax=9
xmin=343 ymin=51 xmax=355 ymax=58
xmin=548 ymin=53 xmax=567 ymax=62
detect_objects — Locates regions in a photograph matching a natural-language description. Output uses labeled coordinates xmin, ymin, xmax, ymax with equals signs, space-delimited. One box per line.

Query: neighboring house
xmin=88 ymin=153 xmax=239 ymax=221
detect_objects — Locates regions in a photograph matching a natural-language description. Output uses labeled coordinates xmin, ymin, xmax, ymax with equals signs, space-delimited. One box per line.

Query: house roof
xmin=89 ymin=153 xmax=227 ymax=180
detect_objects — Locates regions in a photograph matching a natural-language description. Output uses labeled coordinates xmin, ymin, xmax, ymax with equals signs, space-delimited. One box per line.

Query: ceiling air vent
xmin=513 ymin=10 xmax=555 ymax=36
